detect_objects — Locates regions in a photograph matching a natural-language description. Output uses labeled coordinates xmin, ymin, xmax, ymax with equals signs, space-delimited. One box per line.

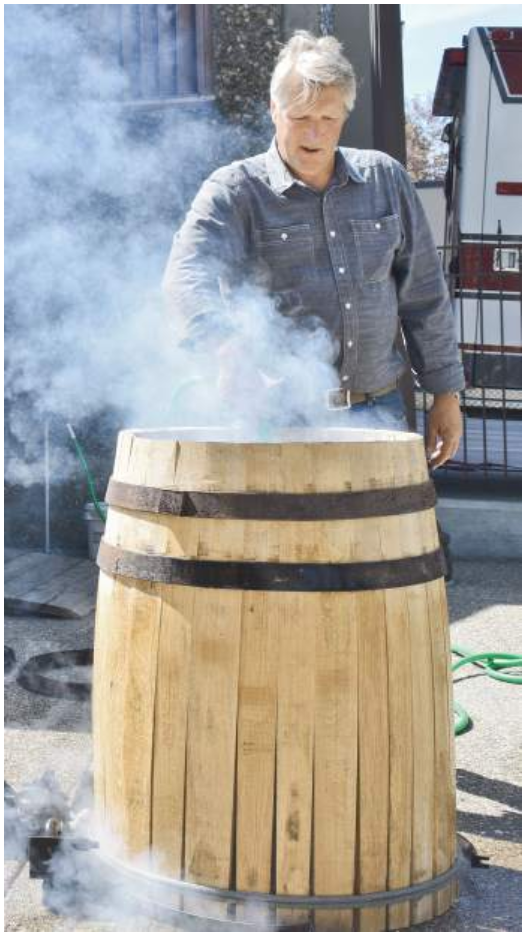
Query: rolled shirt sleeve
xmin=392 ymin=162 xmax=465 ymax=394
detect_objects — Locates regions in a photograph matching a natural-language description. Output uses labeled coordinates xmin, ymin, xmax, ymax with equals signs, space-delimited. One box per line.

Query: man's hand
xmin=217 ymin=338 xmax=264 ymax=403
xmin=426 ymin=393 xmax=462 ymax=469
xmin=216 ymin=338 xmax=284 ymax=415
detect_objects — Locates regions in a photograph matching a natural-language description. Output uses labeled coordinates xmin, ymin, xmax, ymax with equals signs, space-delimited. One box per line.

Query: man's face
xmin=271 ymin=83 xmax=347 ymax=190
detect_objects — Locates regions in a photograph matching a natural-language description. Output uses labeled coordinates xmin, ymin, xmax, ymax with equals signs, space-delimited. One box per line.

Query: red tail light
xmin=457 ymin=243 xmax=521 ymax=292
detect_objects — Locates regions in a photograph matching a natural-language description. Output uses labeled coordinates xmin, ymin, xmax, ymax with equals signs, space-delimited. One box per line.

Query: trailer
xmin=430 ymin=26 xmax=522 ymax=473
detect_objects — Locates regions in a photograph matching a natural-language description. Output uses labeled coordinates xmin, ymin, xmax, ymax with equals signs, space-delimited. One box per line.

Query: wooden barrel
xmin=93 ymin=426 xmax=457 ymax=932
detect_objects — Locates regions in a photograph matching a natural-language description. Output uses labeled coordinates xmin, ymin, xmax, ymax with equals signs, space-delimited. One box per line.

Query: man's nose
xmin=304 ymin=122 xmax=321 ymax=143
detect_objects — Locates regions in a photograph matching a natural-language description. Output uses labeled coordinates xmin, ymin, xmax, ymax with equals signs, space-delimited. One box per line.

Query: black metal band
xmin=105 ymin=478 xmax=436 ymax=521
xmin=99 ymin=848 xmax=461 ymax=911
xmin=97 ymin=540 xmax=445 ymax=592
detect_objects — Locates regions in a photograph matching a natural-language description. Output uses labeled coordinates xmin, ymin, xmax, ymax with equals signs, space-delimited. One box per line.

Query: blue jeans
xmin=337 ymin=389 xmax=409 ymax=432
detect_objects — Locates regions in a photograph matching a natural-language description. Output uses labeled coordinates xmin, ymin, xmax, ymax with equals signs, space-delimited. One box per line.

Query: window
xmin=96 ymin=4 xmax=212 ymax=101
xmin=493 ymin=248 xmax=520 ymax=274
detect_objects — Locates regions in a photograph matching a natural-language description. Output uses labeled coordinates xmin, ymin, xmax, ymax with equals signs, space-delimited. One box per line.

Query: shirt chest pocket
xmin=350 ymin=214 xmax=402 ymax=285
xmin=256 ymin=224 xmax=315 ymax=280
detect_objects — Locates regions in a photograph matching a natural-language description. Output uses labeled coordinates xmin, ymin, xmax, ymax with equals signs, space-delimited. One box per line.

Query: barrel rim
xmin=119 ymin=426 xmax=421 ymax=445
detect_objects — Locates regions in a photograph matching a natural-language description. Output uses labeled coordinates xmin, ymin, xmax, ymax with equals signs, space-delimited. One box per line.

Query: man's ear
xmin=270 ymin=99 xmax=277 ymax=125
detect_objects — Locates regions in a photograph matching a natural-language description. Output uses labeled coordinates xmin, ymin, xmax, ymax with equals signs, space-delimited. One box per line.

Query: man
xmin=163 ymin=31 xmax=464 ymax=466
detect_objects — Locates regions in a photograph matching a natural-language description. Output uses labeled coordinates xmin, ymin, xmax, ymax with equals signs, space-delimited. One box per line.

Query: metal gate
xmin=416 ymin=239 xmax=522 ymax=477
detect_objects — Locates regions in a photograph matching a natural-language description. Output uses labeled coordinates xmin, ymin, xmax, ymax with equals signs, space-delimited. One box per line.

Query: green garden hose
xmin=451 ymin=645 xmax=522 ymax=735
xmin=66 ymin=424 xmax=107 ymax=523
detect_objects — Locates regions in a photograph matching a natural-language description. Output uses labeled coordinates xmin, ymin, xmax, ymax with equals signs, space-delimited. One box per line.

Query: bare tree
xmin=405 ymin=94 xmax=448 ymax=181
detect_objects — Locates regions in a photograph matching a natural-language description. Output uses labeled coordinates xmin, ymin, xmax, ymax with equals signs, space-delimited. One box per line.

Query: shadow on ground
xmin=447 ymin=560 xmax=522 ymax=623
xmin=4 ymin=612 xmax=93 ymax=734
xmin=420 ymin=862 xmax=522 ymax=932
xmin=457 ymin=768 xmax=522 ymax=846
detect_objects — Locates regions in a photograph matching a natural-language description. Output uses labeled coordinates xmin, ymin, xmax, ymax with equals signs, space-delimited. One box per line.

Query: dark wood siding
xmin=96 ymin=4 xmax=212 ymax=100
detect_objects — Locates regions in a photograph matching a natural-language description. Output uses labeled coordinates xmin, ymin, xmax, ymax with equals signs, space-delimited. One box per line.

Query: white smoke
xmin=5 ymin=765 xmax=280 ymax=929
xmin=5 ymin=5 xmax=405 ymax=493
xmin=3 ymin=6 xmax=251 ymax=485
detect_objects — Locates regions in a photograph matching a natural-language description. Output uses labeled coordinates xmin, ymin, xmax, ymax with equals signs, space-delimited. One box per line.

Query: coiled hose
xmin=452 ymin=645 xmax=522 ymax=735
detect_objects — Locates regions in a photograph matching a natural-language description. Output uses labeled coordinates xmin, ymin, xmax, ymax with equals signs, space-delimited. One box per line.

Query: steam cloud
xmin=5 ymin=5 xmax=404 ymax=493
xmin=4 ymin=5 xmax=261 ymax=485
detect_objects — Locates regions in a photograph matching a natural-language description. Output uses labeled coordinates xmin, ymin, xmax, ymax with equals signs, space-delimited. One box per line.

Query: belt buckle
xmin=326 ymin=388 xmax=352 ymax=410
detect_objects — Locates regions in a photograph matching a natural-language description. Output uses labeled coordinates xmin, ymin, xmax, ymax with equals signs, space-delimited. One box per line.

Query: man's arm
xmin=162 ymin=170 xmax=250 ymax=349
xmin=392 ymin=162 xmax=465 ymax=466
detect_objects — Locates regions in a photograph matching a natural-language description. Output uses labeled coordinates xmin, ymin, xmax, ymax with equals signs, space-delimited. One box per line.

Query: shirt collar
xmin=266 ymin=138 xmax=366 ymax=193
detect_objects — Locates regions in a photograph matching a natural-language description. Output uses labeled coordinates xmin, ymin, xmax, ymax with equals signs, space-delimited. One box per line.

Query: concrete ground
xmin=4 ymin=559 xmax=522 ymax=931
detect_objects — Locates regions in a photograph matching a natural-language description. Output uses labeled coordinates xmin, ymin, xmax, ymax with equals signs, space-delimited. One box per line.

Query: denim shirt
xmin=163 ymin=140 xmax=465 ymax=394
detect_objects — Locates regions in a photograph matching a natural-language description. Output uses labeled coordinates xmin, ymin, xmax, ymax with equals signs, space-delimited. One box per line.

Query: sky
xmin=402 ymin=3 xmax=522 ymax=99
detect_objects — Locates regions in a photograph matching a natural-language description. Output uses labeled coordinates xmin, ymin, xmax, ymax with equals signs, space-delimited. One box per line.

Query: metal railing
xmin=416 ymin=240 xmax=522 ymax=477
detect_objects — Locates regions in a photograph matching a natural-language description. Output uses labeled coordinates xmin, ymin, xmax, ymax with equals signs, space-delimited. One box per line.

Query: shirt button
xmin=347 ymin=340 xmax=354 ymax=348
xmin=342 ymin=375 xmax=349 ymax=383
xmin=375 ymin=222 xmax=381 ymax=230
xmin=330 ymin=230 xmax=336 ymax=237
xmin=281 ymin=233 xmax=288 ymax=240
xmin=339 ymin=267 xmax=345 ymax=274
xmin=345 ymin=302 xmax=351 ymax=310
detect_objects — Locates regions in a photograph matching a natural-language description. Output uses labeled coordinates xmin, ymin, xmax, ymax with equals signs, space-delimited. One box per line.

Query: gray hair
xmin=270 ymin=31 xmax=357 ymax=113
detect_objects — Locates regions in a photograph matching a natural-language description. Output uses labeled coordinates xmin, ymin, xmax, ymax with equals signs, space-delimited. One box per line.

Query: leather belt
xmin=326 ymin=382 xmax=398 ymax=410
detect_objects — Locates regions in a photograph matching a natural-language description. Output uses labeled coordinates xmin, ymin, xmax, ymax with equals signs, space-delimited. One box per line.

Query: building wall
xmin=212 ymin=4 xmax=282 ymax=132
xmin=416 ymin=181 xmax=446 ymax=247
xmin=333 ymin=5 xmax=376 ymax=151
